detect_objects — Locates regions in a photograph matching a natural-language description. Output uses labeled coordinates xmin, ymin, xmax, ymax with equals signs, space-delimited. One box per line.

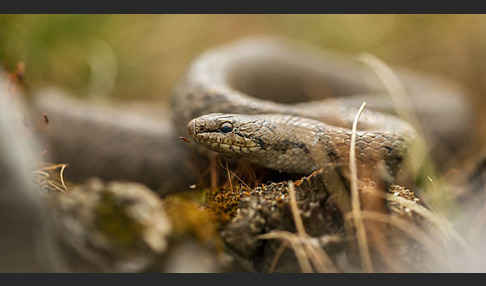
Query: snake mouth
xmin=187 ymin=117 xmax=262 ymax=155
xmin=191 ymin=131 xmax=261 ymax=155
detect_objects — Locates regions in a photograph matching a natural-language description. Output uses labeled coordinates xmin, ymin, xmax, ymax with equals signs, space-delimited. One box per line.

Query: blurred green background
xmin=0 ymin=14 xmax=485 ymax=143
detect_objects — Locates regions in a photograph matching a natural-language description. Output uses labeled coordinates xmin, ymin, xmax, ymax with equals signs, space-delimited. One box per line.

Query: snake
xmin=31 ymin=37 xmax=472 ymax=193
xmin=0 ymin=37 xmax=475 ymax=272
xmin=171 ymin=37 xmax=472 ymax=181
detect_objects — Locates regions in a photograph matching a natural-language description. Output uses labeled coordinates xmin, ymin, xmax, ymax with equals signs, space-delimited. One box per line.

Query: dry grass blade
xmin=357 ymin=54 xmax=420 ymax=132
xmin=349 ymin=101 xmax=373 ymax=272
xmin=289 ymin=181 xmax=337 ymax=272
xmin=355 ymin=54 xmax=467 ymax=269
xmin=358 ymin=53 xmax=433 ymax=200
xmin=386 ymin=193 xmax=472 ymax=254
xmin=257 ymin=182 xmax=338 ymax=273
xmin=302 ymin=240 xmax=336 ymax=272
xmin=288 ymin=181 xmax=306 ymax=236
xmin=258 ymin=231 xmax=313 ymax=273
xmin=225 ymin=161 xmax=233 ymax=193
xmin=259 ymin=230 xmax=337 ymax=273
xmin=222 ymin=165 xmax=251 ymax=189
xmin=269 ymin=241 xmax=289 ymax=273
xmin=345 ymin=210 xmax=449 ymax=269
xmin=33 ymin=163 xmax=69 ymax=193
xmin=59 ymin=163 xmax=68 ymax=191
xmin=288 ymin=238 xmax=314 ymax=273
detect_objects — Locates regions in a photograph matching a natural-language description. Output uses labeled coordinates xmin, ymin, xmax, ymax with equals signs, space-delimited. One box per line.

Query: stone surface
xmin=49 ymin=179 xmax=172 ymax=272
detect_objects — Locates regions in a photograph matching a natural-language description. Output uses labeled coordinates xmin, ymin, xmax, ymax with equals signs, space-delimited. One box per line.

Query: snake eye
xmin=220 ymin=122 xmax=233 ymax=133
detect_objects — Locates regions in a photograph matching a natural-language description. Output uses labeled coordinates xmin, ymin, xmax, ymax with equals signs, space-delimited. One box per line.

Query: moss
xmin=205 ymin=184 xmax=251 ymax=224
xmin=164 ymin=196 xmax=222 ymax=249
xmin=93 ymin=190 xmax=145 ymax=250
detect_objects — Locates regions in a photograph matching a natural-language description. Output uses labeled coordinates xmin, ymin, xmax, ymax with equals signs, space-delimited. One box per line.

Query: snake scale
xmin=172 ymin=37 xmax=472 ymax=182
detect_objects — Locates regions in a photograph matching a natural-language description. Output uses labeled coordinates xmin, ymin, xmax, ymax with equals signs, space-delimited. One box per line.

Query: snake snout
xmin=187 ymin=118 xmax=199 ymax=137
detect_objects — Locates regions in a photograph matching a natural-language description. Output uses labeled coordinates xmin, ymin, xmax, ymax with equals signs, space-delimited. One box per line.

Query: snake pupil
xmin=220 ymin=122 xmax=233 ymax=133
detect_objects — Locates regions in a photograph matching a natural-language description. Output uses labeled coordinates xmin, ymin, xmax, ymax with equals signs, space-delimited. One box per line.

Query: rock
xmin=49 ymin=178 xmax=233 ymax=272
xmin=49 ymin=179 xmax=172 ymax=272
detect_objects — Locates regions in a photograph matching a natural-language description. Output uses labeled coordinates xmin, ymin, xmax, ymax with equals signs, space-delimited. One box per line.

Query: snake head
xmin=187 ymin=113 xmax=267 ymax=156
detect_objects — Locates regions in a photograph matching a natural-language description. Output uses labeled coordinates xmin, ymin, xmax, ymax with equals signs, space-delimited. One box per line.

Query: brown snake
xmin=172 ymin=37 xmax=472 ymax=181
xmin=32 ymin=37 xmax=472 ymax=192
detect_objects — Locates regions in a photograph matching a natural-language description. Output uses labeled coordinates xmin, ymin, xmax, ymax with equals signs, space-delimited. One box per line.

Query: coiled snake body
xmin=172 ymin=37 xmax=472 ymax=180
xmin=33 ymin=37 xmax=472 ymax=192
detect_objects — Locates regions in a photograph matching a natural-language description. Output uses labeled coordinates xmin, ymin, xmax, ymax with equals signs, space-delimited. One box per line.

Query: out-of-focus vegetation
xmin=0 ymin=14 xmax=484 ymax=142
